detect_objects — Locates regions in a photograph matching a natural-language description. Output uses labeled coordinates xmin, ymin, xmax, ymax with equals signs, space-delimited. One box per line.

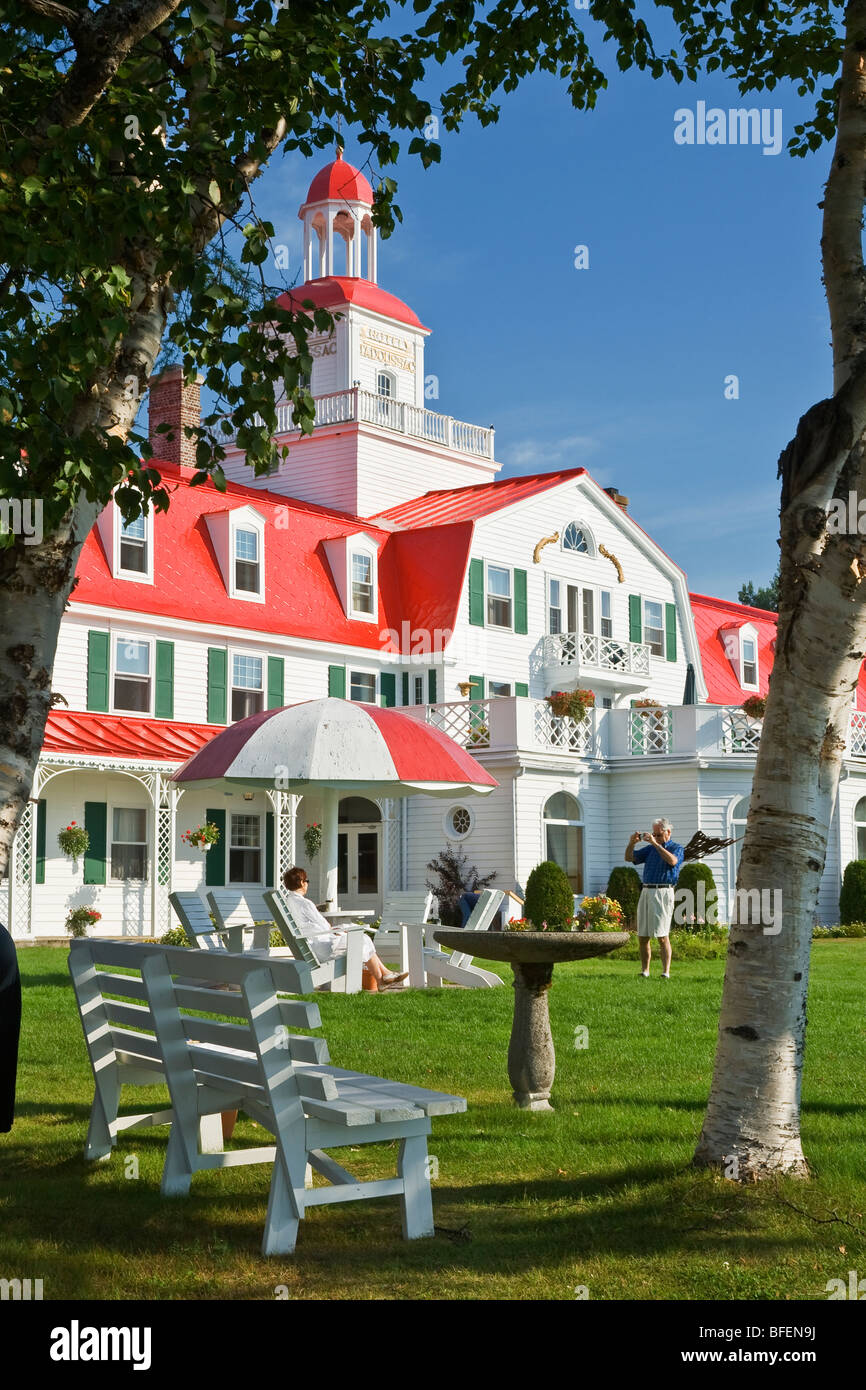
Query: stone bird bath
xmin=433 ymin=929 xmax=628 ymax=1110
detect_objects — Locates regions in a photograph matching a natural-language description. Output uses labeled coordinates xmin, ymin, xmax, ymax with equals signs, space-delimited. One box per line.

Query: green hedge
xmin=840 ymin=861 xmax=866 ymax=924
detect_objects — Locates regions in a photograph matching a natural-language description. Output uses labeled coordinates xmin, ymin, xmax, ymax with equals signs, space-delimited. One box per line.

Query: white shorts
xmin=637 ymin=886 xmax=675 ymax=938
xmin=310 ymin=930 xmax=375 ymax=965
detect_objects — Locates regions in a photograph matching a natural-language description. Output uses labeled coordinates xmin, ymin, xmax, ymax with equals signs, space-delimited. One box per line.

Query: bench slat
xmin=80 ymin=940 xmax=314 ymax=994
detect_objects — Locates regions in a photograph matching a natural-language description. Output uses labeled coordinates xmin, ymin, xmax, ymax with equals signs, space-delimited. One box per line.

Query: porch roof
xmin=43 ymin=710 xmax=219 ymax=763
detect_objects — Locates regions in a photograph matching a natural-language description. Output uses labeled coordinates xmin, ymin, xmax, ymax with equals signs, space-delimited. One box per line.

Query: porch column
xmin=320 ymin=785 xmax=339 ymax=908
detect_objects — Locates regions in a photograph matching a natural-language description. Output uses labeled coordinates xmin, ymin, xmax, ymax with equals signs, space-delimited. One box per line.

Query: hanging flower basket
xmin=742 ymin=694 xmax=766 ymax=720
xmin=633 ymin=698 xmax=663 ymax=719
xmin=303 ymin=822 xmax=323 ymax=859
xmin=182 ymin=822 xmax=221 ymax=852
xmin=66 ymin=906 xmax=101 ymax=939
xmin=546 ymin=689 xmax=595 ymax=722
xmin=58 ymin=822 xmax=89 ymax=871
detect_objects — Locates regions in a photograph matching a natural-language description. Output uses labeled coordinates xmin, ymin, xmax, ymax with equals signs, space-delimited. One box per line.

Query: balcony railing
xmin=542 ymin=631 xmax=652 ymax=677
xmin=220 ymin=386 xmax=495 ymax=460
xmin=402 ymin=699 xmax=866 ymax=762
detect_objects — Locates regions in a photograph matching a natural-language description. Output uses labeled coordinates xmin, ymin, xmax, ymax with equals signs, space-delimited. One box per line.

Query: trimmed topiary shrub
xmin=524 ymin=860 xmax=574 ymax=930
xmin=606 ymin=866 xmax=642 ymax=928
xmin=675 ymin=861 xmax=718 ymax=926
xmin=840 ymin=860 xmax=866 ymax=924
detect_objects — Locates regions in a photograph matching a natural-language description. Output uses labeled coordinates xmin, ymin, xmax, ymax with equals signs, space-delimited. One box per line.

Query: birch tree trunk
xmin=695 ymin=0 xmax=866 ymax=1177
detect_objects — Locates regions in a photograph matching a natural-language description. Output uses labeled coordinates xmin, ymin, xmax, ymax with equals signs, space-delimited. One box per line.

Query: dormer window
xmin=119 ymin=515 xmax=147 ymax=573
xmin=234 ymin=527 xmax=260 ymax=594
xmin=204 ymin=505 xmax=266 ymax=604
xmin=720 ymin=621 xmax=760 ymax=690
xmin=351 ymin=551 xmax=374 ymax=615
xmin=742 ymin=637 xmax=758 ymax=687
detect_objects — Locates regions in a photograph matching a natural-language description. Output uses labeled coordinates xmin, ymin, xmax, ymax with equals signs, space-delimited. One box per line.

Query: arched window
xmin=730 ymin=795 xmax=750 ymax=876
xmin=543 ymin=792 xmax=584 ymax=894
xmin=562 ymin=522 xmax=593 ymax=556
xmin=854 ymin=797 xmax=866 ymax=859
xmin=377 ymin=371 xmax=394 ymax=398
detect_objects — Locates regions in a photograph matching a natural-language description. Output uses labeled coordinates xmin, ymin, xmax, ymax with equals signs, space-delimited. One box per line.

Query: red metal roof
xmin=44 ymin=710 xmax=219 ymax=762
xmin=71 ymin=462 xmax=471 ymax=652
xmin=279 ymin=277 xmax=427 ymax=331
xmin=375 ymin=468 xmax=589 ymax=528
xmin=302 ymin=150 xmax=374 ymax=208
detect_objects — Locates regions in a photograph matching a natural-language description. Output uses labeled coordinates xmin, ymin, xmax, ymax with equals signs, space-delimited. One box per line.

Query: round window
xmin=445 ymin=805 xmax=473 ymax=839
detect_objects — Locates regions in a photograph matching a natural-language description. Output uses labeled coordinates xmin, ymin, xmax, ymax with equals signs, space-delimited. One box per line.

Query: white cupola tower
xmin=299 ymin=147 xmax=378 ymax=282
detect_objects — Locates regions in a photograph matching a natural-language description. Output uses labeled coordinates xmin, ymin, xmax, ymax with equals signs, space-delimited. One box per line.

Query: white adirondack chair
xmin=370 ymin=890 xmax=435 ymax=985
xmin=419 ymin=887 xmax=506 ymax=988
xmin=68 ymin=937 xmax=229 ymax=1160
xmin=206 ymin=889 xmax=296 ymax=958
xmin=169 ymin=890 xmax=234 ymax=952
xmin=263 ymin=888 xmax=366 ymax=994
xmin=85 ymin=940 xmax=465 ymax=1255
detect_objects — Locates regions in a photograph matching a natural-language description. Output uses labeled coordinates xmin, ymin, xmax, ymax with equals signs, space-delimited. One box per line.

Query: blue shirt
xmin=633 ymin=839 xmax=684 ymax=885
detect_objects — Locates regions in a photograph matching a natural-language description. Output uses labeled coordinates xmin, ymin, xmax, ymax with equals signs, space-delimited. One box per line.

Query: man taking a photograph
xmin=625 ymin=818 xmax=684 ymax=980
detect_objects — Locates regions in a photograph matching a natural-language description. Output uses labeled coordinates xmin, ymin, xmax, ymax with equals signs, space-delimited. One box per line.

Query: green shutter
xmin=515 ymin=682 xmax=528 ymax=698
xmin=469 ymin=674 xmax=485 ymax=698
xmin=207 ymin=647 xmax=227 ymax=724
xmin=204 ymin=807 xmax=226 ymax=887
xmin=428 ymin=669 xmax=438 ymax=704
xmin=628 ymin=595 xmax=642 ymax=644
xmin=267 ymin=655 xmax=284 ymax=710
xmin=402 ymin=671 xmax=409 ymax=705
xmin=266 ymin=811 xmax=275 ymax=888
xmin=380 ymin=672 xmax=396 ymax=707
xmin=514 ymin=568 xmax=528 ymax=634
xmin=468 ymin=558 xmax=484 ymax=627
xmin=86 ymin=631 xmax=110 ymax=712
xmin=83 ymin=801 xmax=107 ymax=886
xmin=155 ymin=640 xmax=174 ymax=720
xmin=328 ymin=664 xmax=346 ymax=699
xmin=35 ymin=799 xmax=46 ymax=885
xmin=665 ymin=603 xmax=677 ymax=662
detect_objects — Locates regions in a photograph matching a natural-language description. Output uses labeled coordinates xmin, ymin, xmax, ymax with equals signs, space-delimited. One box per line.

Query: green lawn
xmin=2 ymin=942 xmax=865 ymax=1300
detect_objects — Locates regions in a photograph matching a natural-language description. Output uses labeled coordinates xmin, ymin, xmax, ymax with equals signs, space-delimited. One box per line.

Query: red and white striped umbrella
xmin=172 ymin=698 xmax=497 ymax=795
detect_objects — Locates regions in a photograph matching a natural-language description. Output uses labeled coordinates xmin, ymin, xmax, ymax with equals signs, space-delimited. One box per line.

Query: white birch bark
xmin=695 ymin=0 xmax=866 ymax=1177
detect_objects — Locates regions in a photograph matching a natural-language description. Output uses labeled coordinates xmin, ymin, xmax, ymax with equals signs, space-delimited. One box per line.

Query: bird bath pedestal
xmin=433 ymin=930 xmax=628 ymax=1111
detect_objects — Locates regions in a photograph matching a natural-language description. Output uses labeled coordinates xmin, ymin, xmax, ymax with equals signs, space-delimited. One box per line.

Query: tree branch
xmin=22 ymin=0 xmax=81 ymax=28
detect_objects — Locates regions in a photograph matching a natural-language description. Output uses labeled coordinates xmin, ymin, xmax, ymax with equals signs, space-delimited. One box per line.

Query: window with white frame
xmin=742 ymin=635 xmax=759 ymax=688
xmin=349 ymin=670 xmax=377 ymax=703
xmin=855 ymin=797 xmax=866 ymax=859
xmin=377 ymin=371 xmax=394 ymax=398
xmin=234 ymin=527 xmax=261 ymax=595
xmin=643 ymin=599 xmax=665 ymax=657
xmin=231 ymin=653 xmax=264 ymax=722
xmin=350 ymin=551 xmax=374 ymax=615
xmin=413 ymin=674 xmax=425 ymax=705
xmin=548 ymin=577 xmax=562 ymax=635
xmin=229 ymin=813 xmax=261 ymax=883
xmin=113 ymin=637 xmax=151 ymax=713
xmin=119 ymin=514 xmax=148 ymax=574
xmin=111 ymin=807 xmax=148 ymax=881
xmin=543 ymin=792 xmax=584 ymax=894
xmin=486 ymin=564 xmax=512 ymax=628
xmin=730 ymin=796 xmax=750 ymax=877
xmin=444 ymin=805 xmax=474 ymax=840
xmin=600 ymin=590 xmax=613 ymax=639
xmin=489 ymin=679 xmax=511 ymax=697
xmin=562 ymin=522 xmax=592 ymax=555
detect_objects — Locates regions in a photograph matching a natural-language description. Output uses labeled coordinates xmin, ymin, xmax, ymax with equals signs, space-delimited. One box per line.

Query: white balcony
xmin=541 ymin=631 xmax=653 ymax=694
xmin=220 ymin=386 xmax=495 ymax=460
xmin=401 ymin=699 xmax=866 ymax=764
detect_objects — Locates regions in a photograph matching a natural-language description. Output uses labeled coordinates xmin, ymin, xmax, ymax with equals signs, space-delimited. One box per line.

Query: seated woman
xmin=282 ymin=868 xmax=408 ymax=989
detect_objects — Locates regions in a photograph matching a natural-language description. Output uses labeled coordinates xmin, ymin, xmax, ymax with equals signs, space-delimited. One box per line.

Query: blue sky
xmin=218 ymin=44 xmax=832 ymax=604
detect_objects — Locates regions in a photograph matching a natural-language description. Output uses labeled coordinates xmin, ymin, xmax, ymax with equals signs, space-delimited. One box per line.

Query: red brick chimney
xmin=604 ymin=486 xmax=629 ymax=511
xmin=147 ymin=366 xmax=202 ymax=470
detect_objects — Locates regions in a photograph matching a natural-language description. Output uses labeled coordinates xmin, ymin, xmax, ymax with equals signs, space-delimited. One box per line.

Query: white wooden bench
xmin=69 ymin=937 xmax=311 ymax=1161
xmin=72 ymin=940 xmax=466 ymax=1254
xmin=263 ymin=888 xmax=365 ymax=993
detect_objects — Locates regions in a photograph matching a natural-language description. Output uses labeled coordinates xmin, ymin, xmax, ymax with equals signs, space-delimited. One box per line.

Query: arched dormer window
xmin=562 ymin=522 xmax=594 ymax=557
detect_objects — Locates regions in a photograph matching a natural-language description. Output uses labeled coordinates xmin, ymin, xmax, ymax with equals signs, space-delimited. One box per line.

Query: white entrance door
xmin=338 ymin=823 xmax=381 ymax=911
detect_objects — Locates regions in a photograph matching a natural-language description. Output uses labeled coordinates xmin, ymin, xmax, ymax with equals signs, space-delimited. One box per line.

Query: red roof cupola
xmin=301 ymin=147 xmax=374 ymax=211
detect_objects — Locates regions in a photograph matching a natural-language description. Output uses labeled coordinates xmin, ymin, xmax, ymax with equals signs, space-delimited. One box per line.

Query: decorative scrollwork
xmin=598 ymin=544 xmax=624 ymax=583
xmin=533 ymin=532 xmax=560 ymax=564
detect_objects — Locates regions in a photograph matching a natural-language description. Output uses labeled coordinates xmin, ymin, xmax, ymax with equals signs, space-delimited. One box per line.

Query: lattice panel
xmin=426 ymin=699 xmax=491 ymax=749
xmin=153 ymin=779 xmax=173 ymax=937
xmin=628 ymin=709 xmax=672 ymax=755
xmin=533 ymin=702 xmax=593 ymax=755
xmin=849 ymin=712 xmax=866 ymax=756
xmin=722 ymin=712 xmax=762 ymax=753
xmin=9 ymin=799 xmax=33 ymax=937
